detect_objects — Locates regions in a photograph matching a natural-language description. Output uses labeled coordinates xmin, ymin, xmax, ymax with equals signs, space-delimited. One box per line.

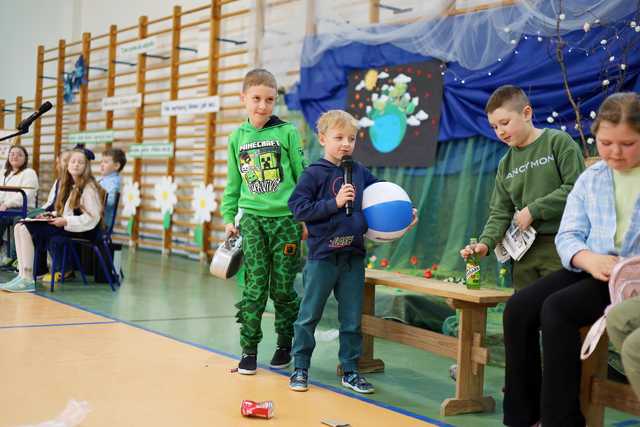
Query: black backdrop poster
xmin=346 ymin=60 xmax=443 ymax=167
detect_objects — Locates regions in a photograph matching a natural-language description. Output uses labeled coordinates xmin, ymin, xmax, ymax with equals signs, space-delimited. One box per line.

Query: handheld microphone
xmin=17 ymin=101 xmax=53 ymax=132
xmin=340 ymin=155 xmax=353 ymax=217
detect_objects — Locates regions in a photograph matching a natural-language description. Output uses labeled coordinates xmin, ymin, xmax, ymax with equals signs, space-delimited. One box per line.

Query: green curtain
xmin=305 ymin=130 xmax=510 ymax=287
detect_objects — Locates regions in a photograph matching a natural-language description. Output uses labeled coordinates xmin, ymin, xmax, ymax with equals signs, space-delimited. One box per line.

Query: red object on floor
xmin=241 ymin=400 xmax=274 ymax=419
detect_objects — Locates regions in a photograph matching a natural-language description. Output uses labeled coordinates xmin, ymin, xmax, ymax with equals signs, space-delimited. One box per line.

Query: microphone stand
xmin=0 ymin=128 xmax=28 ymax=142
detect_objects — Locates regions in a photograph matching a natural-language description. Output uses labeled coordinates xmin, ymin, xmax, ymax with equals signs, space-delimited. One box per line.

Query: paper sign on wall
xmin=68 ymin=130 xmax=115 ymax=144
xmin=128 ymin=143 xmax=174 ymax=158
xmin=161 ymin=96 xmax=220 ymax=116
xmin=119 ymin=36 xmax=158 ymax=58
xmin=102 ymin=94 xmax=142 ymax=111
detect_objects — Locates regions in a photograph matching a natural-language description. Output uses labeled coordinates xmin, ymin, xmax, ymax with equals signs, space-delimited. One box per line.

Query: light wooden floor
xmin=0 ymin=293 xmax=439 ymax=427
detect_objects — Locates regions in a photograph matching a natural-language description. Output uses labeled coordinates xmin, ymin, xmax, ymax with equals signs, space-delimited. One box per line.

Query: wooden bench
xmin=356 ymin=269 xmax=512 ymax=416
xmin=581 ymin=329 xmax=640 ymax=426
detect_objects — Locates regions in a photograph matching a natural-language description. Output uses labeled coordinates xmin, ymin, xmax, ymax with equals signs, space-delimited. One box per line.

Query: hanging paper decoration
xmin=191 ymin=183 xmax=218 ymax=245
xmin=121 ymin=181 xmax=141 ymax=235
xmin=63 ymin=55 xmax=88 ymax=104
xmin=153 ymin=176 xmax=178 ymax=230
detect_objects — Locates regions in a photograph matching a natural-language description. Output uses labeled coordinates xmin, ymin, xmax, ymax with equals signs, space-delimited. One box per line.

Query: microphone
xmin=17 ymin=101 xmax=53 ymax=132
xmin=340 ymin=155 xmax=353 ymax=217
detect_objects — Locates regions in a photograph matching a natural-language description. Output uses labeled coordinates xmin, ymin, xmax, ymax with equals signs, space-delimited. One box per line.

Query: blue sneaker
xmin=289 ymin=368 xmax=308 ymax=392
xmin=0 ymin=275 xmax=22 ymax=290
xmin=341 ymin=372 xmax=375 ymax=394
xmin=4 ymin=277 xmax=35 ymax=293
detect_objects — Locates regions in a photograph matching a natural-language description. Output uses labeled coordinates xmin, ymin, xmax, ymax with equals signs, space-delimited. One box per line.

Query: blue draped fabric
xmin=289 ymin=18 xmax=640 ymax=143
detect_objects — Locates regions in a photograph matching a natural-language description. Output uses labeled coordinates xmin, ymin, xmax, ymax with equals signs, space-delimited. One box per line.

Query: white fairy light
xmin=590 ymin=111 xmax=597 ymax=119
xmin=552 ymin=111 xmax=559 ymax=118
xmin=609 ymin=56 xmax=615 ymax=62
xmin=537 ymin=36 xmax=543 ymax=42
xmin=621 ymin=64 xmax=627 ymax=70
xmin=602 ymin=79 xmax=610 ymax=86
xmin=636 ymin=26 xmax=640 ymax=32
xmin=631 ymin=21 xmax=637 ymax=28
xmin=600 ymin=39 xmax=607 ymax=45
xmin=583 ymin=22 xmax=591 ymax=32
xmin=561 ymin=125 xmax=567 ymax=131
xmin=559 ymin=13 xmax=566 ymax=21
xmin=547 ymin=116 xmax=555 ymax=123
xmin=587 ymin=137 xmax=595 ymax=144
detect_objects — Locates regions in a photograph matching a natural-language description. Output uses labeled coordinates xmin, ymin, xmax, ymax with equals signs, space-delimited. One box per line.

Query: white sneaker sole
xmin=341 ymin=379 xmax=375 ymax=394
xmin=237 ymin=368 xmax=257 ymax=375
xmin=289 ymin=383 xmax=308 ymax=392
xmin=269 ymin=360 xmax=291 ymax=369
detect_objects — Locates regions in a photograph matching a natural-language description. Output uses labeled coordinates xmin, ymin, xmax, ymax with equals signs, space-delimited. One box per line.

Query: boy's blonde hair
xmin=316 ymin=110 xmax=359 ymax=135
xmin=242 ymin=68 xmax=277 ymax=92
xmin=591 ymin=92 xmax=640 ymax=135
xmin=485 ymin=85 xmax=531 ymax=114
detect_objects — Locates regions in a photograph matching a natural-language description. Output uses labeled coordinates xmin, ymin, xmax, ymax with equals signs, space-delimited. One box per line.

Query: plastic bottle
xmin=465 ymin=237 xmax=481 ymax=290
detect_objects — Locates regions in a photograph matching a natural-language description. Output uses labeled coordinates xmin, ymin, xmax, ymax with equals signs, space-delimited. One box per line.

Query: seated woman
xmin=0 ymin=148 xmax=104 ymax=293
xmin=0 ymin=145 xmax=39 ymax=263
xmin=502 ymin=92 xmax=640 ymax=427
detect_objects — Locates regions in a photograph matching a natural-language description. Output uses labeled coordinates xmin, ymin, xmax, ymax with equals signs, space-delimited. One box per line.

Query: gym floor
xmin=0 ymin=249 xmax=635 ymax=427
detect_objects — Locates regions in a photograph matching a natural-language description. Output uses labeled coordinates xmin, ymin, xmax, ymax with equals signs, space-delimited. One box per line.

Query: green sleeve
xmin=288 ymin=127 xmax=306 ymax=182
xmin=479 ymin=167 xmax=515 ymax=250
xmin=220 ymin=131 xmax=242 ymax=224
xmin=527 ymin=138 xmax=585 ymax=221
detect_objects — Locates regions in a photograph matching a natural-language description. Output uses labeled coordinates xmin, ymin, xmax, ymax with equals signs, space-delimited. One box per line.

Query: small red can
xmin=240 ymin=400 xmax=274 ymax=419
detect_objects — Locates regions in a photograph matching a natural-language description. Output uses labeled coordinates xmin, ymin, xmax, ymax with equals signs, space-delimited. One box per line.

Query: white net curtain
xmin=299 ymin=0 xmax=639 ymax=70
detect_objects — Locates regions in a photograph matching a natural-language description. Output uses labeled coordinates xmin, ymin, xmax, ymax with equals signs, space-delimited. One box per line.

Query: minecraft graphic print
xmin=238 ymin=140 xmax=283 ymax=194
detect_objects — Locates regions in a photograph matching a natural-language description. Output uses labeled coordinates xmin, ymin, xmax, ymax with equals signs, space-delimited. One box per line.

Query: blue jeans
xmin=292 ymin=253 xmax=365 ymax=372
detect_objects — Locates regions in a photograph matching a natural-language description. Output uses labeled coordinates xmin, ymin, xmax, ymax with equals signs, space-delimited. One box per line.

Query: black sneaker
xmin=289 ymin=368 xmax=309 ymax=392
xmin=269 ymin=346 xmax=291 ymax=369
xmin=238 ymin=353 xmax=257 ymax=375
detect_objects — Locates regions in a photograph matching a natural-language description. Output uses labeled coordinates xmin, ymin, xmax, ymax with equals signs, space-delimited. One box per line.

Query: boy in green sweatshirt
xmin=220 ymin=69 xmax=306 ymax=374
xmin=460 ymin=85 xmax=585 ymax=291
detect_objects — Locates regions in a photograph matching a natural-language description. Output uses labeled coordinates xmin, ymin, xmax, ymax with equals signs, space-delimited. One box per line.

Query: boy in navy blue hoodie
xmin=287 ymin=110 xmax=379 ymax=394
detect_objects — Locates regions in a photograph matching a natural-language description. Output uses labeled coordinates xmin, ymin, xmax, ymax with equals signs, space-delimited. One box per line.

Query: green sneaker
xmin=4 ymin=277 xmax=36 ymax=293
xmin=0 ymin=275 xmax=22 ymax=290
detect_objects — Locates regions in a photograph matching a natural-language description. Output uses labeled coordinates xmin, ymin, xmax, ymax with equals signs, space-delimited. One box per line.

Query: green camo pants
xmin=512 ymin=235 xmax=562 ymax=292
xmin=606 ymin=296 xmax=640 ymax=399
xmin=236 ymin=214 xmax=301 ymax=353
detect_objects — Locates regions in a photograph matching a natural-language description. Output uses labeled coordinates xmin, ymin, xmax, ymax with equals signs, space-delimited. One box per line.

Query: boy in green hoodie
xmin=220 ymin=68 xmax=306 ymax=374
xmin=460 ymin=85 xmax=585 ymax=291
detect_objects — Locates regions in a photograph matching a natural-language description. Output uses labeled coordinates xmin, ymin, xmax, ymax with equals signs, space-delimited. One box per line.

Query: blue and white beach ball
xmin=363 ymin=182 xmax=413 ymax=243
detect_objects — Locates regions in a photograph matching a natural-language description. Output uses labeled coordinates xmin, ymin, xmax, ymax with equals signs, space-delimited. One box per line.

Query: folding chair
xmin=47 ymin=193 xmax=121 ymax=292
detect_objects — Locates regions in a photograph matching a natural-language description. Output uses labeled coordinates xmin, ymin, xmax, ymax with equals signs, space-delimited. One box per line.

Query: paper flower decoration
xmin=153 ymin=176 xmax=178 ymax=229
xmin=121 ymin=181 xmax=141 ymax=235
xmin=191 ymin=183 xmax=218 ymax=245
xmin=122 ymin=181 xmax=141 ymax=217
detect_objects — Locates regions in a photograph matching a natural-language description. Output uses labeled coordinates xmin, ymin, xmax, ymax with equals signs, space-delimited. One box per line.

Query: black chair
xmin=46 ymin=192 xmax=121 ymax=292
xmin=0 ymin=187 xmax=28 ymax=272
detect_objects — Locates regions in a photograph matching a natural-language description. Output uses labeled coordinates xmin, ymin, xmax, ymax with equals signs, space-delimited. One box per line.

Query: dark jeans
xmin=503 ymin=269 xmax=610 ymax=427
xmin=292 ymin=253 xmax=365 ymax=372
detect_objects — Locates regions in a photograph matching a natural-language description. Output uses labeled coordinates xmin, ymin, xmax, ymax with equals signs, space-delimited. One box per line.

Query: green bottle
xmin=465 ymin=237 xmax=481 ymax=290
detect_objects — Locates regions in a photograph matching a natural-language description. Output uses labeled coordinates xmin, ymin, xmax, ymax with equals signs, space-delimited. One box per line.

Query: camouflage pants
xmin=236 ymin=214 xmax=302 ymax=353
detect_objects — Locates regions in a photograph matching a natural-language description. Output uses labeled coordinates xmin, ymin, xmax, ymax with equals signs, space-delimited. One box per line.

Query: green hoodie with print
xmin=221 ymin=116 xmax=306 ymax=224
xmin=479 ymin=128 xmax=585 ymax=250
